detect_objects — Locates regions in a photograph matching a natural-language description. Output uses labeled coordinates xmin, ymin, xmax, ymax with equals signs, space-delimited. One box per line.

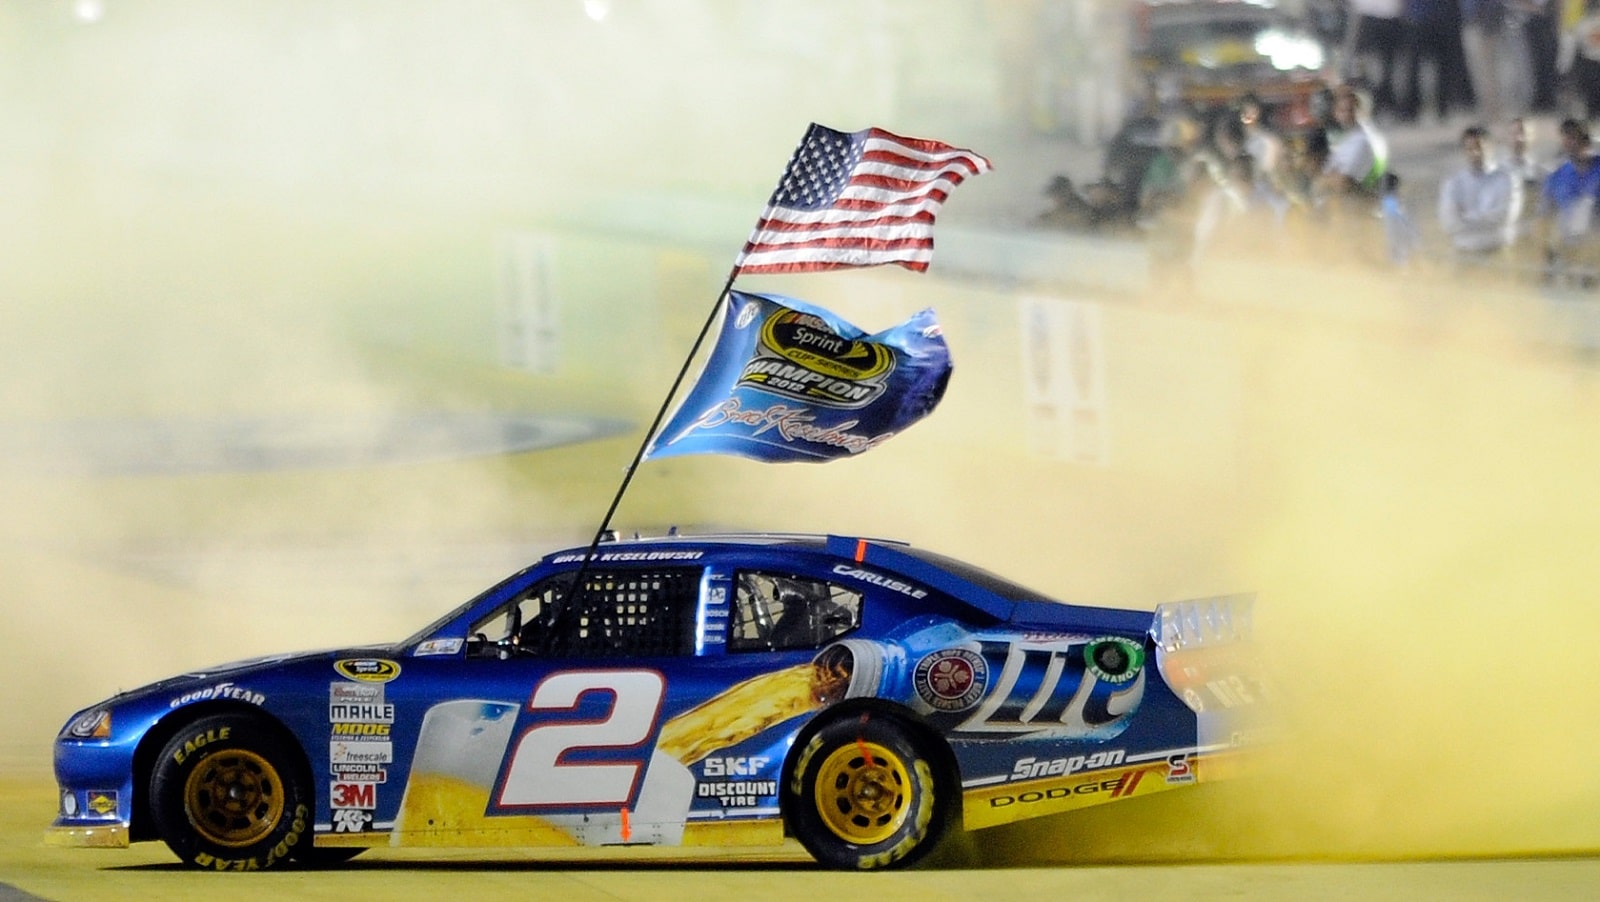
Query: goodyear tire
xmin=150 ymin=713 xmax=313 ymax=871
xmin=783 ymin=712 xmax=952 ymax=870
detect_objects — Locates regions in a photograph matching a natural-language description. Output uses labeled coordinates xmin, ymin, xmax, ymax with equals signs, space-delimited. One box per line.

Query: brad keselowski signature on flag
xmin=668 ymin=397 xmax=893 ymax=457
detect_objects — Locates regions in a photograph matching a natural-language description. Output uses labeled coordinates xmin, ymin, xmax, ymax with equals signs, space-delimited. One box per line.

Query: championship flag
xmin=643 ymin=291 xmax=951 ymax=463
xmin=733 ymin=124 xmax=992 ymax=275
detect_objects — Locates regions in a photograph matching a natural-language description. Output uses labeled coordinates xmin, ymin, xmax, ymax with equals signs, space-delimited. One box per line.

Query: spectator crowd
xmin=1040 ymin=0 xmax=1600 ymax=289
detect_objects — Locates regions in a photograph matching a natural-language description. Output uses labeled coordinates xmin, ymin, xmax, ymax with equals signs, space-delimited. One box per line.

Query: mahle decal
xmin=737 ymin=309 xmax=895 ymax=408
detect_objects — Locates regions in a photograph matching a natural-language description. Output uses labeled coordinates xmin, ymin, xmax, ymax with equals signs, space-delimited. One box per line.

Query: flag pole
xmin=564 ymin=264 xmax=741 ymax=601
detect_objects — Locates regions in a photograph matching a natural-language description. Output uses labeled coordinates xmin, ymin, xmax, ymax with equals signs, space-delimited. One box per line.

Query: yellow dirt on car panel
xmin=6 ymin=771 xmax=1600 ymax=902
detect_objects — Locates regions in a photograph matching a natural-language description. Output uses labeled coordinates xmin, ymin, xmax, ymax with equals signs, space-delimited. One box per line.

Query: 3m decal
xmin=331 ymin=781 xmax=377 ymax=810
xmin=496 ymin=670 xmax=665 ymax=809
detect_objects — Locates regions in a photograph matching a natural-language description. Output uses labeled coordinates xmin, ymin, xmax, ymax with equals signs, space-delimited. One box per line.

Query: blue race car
xmin=50 ymin=532 xmax=1260 ymax=870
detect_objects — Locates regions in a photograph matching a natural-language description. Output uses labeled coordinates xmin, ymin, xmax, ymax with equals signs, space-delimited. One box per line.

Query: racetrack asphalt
xmin=5 ymin=760 xmax=1598 ymax=902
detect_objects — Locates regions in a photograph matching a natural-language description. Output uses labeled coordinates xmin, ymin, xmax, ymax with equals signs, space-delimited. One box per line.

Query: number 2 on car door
xmin=497 ymin=670 xmax=666 ymax=808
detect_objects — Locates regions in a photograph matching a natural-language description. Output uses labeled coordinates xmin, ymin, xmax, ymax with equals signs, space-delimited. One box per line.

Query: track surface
xmin=4 ymin=764 xmax=1596 ymax=902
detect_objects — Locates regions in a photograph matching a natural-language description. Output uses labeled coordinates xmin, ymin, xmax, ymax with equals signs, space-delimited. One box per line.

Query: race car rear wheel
xmin=150 ymin=713 xmax=313 ymax=871
xmin=783 ymin=712 xmax=952 ymax=870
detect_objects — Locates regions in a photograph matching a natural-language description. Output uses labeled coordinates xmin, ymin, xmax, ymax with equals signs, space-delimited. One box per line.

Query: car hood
xmin=99 ymin=645 xmax=395 ymax=709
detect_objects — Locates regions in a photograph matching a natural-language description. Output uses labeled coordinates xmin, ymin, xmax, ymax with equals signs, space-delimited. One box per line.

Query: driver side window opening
xmin=469 ymin=568 xmax=700 ymax=658
xmin=729 ymin=571 xmax=861 ymax=652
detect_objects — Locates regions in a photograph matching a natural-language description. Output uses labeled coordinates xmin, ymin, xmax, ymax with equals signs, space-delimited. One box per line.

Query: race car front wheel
xmin=783 ymin=712 xmax=953 ymax=870
xmin=150 ymin=713 xmax=313 ymax=871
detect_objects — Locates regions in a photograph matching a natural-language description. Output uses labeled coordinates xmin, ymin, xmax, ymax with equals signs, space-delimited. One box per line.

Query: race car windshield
xmin=402 ymin=564 xmax=537 ymax=648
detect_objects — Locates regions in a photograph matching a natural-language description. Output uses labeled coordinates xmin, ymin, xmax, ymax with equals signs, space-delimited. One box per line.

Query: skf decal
xmin=334 ymin=659 xmax=401 ymax=683
xmin=913 ymin=648 xmax=988 ymax=713
xmin=702 ymin=756 xmax=769 ymax=777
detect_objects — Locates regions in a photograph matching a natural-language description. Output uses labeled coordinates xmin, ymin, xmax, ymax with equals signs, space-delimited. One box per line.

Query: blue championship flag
xmin=643 ymin=291 xmax=951 ymax=463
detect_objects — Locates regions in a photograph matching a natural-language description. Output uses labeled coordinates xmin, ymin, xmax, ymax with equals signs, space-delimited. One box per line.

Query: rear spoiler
xmin=1151 ymin=593 xmax=1254 ymax=653
xmin=1149 ymin=593 xmax=1263 ymax=721
xmin=1149 ymin=593 xmax=1268 ymax=777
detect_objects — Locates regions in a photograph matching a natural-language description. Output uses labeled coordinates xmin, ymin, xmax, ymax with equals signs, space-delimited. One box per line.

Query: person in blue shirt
xmin=1539 ymin=118 xmax=1600 ymax=286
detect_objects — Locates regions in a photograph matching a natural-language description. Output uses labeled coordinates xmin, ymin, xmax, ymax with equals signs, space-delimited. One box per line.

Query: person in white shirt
xmin=1438 ymin=125 xmax=1522 ymax=257
xmin=1320 ymin=86 xmax=1389 ymax=197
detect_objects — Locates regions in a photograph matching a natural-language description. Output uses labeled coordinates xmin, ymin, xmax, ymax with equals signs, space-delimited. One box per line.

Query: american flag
xmin=733 ymin=123 xmax=992 ymax=275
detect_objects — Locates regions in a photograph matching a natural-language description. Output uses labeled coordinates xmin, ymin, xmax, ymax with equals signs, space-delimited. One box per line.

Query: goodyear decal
xmin=334 ymin=659 xmax=401 ymax=683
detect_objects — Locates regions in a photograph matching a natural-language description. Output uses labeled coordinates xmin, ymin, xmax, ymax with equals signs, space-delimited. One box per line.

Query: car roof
xmin=543 ymin=531 xmax=1151 ymax=634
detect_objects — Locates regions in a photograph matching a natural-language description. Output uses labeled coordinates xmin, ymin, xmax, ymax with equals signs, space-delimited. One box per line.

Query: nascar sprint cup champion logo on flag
xmin=643 ymin=291 xmax=951 ymax=463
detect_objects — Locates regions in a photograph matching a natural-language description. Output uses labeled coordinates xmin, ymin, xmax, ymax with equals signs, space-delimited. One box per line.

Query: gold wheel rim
xmin=813 ymin=740 xmax=911 ymax=845
xmin=183 ymin=748 xmax=285 ymax=848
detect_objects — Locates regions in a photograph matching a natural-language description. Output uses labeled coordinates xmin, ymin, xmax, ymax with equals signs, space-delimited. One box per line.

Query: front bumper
xmin=44 ymin=823 xmax=131 ymax=848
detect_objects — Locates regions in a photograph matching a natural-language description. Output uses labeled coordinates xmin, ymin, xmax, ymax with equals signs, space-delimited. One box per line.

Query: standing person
xmin=1345 ymin=0 xmax=1407 ymax=114
xmin=1399 ymin=0 xmax=1475 ymax=120
xmin=1438 ymin=125 xmax=1523 ymax=259
xmin=1565 ymin=1 xmax=1600 ymax=118
xmin=1521 ymin=0 xmax=1561 ymax=112
xmin=1505 ymin=117 xmax=1551 ymax=242
xmin=1462 ymin=0 xmax=1511 ymax=122
xmin=1239 ymin=94 xmax=1290 ymax=210
xmin=1538 ymin=117 xmax=1600 ymax=284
